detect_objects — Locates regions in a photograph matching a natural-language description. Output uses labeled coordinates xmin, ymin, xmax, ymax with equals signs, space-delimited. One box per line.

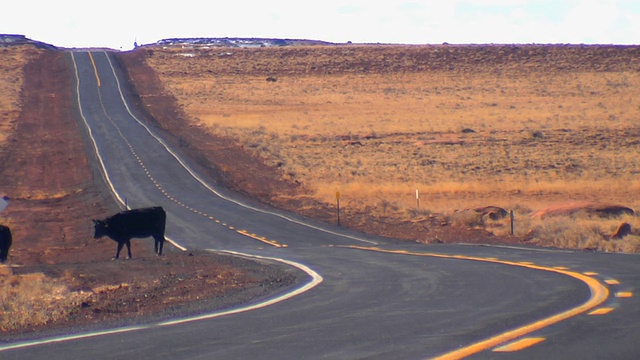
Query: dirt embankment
xmin=0 ymin=49 xmax=298 ymax=339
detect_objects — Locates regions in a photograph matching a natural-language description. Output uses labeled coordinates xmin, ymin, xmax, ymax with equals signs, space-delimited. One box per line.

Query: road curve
xmin=1 ymin=51 xmax=639 ymax=360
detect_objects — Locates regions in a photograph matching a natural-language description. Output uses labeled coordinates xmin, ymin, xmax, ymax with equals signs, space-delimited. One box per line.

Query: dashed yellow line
xmin=115 ymin=122 xmax=285 ymax=248
xmin=148 ymin=180 xmax=284 ymax=246
xmin=588 ymin=307 xmax=614 ymax=315
xmin=615 ymin=292 xmax=633 ymax=298
xmin=237 ymin=230 xmax=287 ymax=248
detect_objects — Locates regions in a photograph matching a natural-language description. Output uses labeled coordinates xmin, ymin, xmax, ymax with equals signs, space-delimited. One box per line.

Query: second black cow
xmin=93 ymin=206 xmax=166 ymax=259
xmin=0 ymin=225 xmax=12 ymax=264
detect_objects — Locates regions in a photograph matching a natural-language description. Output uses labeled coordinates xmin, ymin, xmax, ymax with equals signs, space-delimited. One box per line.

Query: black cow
xmin=93 ymin=207 xmax=166 ymax=259
xmin=0 ymin=225 xmax=12 ymax=264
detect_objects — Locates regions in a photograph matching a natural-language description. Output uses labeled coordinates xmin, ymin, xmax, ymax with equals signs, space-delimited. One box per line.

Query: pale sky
xmin=2 ymin=0 xmax=639 ymax=50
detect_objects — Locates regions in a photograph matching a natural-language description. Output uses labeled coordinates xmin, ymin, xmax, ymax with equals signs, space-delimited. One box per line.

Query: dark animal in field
xmin=93 ymin=207 xmax=166 ymax=259
xmin=0 ymin=225 xmax=12 ymax=263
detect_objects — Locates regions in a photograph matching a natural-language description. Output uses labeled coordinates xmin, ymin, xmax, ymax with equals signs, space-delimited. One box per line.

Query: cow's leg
xmin=125 ymin=240 xmax=132 ymax=259
xmin=114 ymin=242 xmax=124 ymax=260
xmin=154 ymin=235 xmax=164 ymax=256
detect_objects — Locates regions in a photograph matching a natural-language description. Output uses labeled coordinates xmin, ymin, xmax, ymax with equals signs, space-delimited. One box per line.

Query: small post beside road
xmin=416 ymin=189 xmax=420 ymax=209
xmin=510 ymin=210 xmax=515 ymax=235
xmin=336 ymin=191 xmax=341 ymax=226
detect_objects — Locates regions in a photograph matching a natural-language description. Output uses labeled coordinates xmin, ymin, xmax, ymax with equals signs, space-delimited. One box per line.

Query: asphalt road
xmin=1 ymin=51 xmax=638 ymax=359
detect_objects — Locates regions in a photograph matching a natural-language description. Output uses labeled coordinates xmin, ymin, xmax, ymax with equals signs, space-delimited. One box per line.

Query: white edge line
xmin=157 ymin=249 xmax=323 ymax=326
xmin=0 ymin=249 xmax=323 ymax=352
xmin=101 ymin=52 xmax=377 ymax=246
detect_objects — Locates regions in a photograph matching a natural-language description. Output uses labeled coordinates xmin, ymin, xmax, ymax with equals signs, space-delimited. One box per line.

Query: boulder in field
xmin=611 ymin=222 xmax=632 ymax=240
xmin=531 ymin=202 xmax=634 ymax=219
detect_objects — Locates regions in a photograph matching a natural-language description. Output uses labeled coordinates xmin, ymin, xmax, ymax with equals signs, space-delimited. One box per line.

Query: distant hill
xmin=0 ymin=34 xmax=57 ymax=50
xmin=152 ymin=37 xmax=338 ymax=48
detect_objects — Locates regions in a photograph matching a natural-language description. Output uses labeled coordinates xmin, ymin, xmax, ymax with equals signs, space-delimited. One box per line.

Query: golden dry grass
xmin=147 ymin=45 xmax=640 ymax=250
xmin=0 ymin=266 xmax=91 ymax=331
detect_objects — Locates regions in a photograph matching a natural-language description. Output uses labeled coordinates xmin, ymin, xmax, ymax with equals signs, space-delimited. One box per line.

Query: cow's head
xmin=93 ymin=219 xmax=108 ymax=239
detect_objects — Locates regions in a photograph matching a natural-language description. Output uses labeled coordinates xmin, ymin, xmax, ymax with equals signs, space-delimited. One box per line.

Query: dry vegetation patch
xmin=0 ymin=266 xmax=90 ymax=332
xmin=141 ymin=44 xmax=640 ymax=251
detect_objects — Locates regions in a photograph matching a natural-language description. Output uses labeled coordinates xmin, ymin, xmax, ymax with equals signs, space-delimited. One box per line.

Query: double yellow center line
xmin=342 ymin=246 xmax=611 ymax=359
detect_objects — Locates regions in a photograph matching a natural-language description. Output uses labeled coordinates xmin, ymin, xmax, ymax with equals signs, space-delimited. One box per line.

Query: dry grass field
xmin=144 ymin=44 xmax=640 ymax=252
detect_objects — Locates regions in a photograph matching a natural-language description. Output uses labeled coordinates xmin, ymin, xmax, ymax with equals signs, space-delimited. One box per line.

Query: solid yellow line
xmin=493 ymin=337 xmax=545 ymax=352
xmin=88 ymin=52 xmax=101 ymax=87
xmin=342 ymin=246 xmax=609 ymax=360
